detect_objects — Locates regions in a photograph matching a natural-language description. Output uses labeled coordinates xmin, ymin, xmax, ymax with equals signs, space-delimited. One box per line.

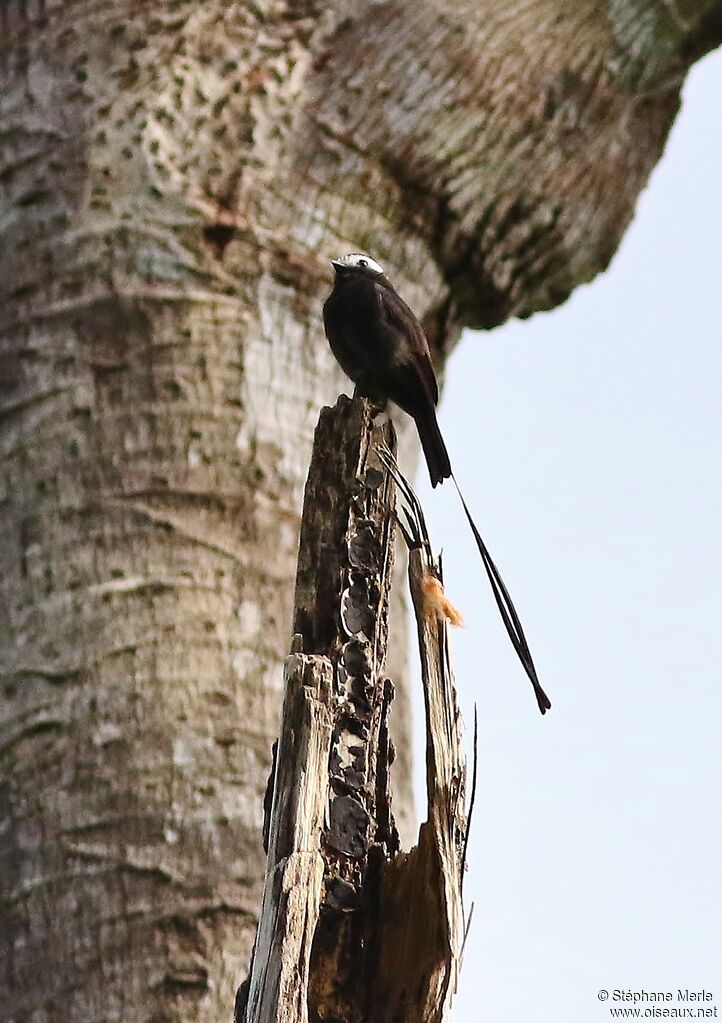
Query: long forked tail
xmin=452 ymin=477 xmax=552 ymax=715
xmin=378 ymin=442 xmax=550 ymax=715
xmin=415 ymin=408 xmax=452 ymax=488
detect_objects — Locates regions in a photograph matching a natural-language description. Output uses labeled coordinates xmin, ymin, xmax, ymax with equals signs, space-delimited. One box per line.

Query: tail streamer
xmin=452 ymin=476 xmax=551 ymax=715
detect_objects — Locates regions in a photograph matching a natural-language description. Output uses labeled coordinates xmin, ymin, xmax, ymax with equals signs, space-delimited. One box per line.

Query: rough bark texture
xmin=1 ymin=1 xmax=720 ymax=1021
xmin=243 ymin=400 xmax=467 ymax=1023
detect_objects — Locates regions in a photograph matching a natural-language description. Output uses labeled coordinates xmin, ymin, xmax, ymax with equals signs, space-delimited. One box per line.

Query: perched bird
xmin=323 ymin=252 xmax=451 ymax=487
xmin=323 ymin=252 xmax=552 ymax=715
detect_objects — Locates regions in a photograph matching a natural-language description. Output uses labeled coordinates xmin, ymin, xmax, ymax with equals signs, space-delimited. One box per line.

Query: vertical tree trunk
xmin=1 ymin=1 xmax=719 ymax=1020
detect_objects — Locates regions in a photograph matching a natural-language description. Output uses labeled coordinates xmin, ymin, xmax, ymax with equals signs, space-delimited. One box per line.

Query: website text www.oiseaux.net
xmin=598 ymin=990 xmax=717 ymax=1019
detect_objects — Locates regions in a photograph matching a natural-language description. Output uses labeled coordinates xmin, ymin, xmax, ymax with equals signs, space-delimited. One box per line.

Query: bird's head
xmin=330 ymin=252 xmax=385 ymax=278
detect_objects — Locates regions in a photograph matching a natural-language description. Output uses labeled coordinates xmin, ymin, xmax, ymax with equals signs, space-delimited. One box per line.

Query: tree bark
xmin=0 ymin=2 xmax=720 ymax=1021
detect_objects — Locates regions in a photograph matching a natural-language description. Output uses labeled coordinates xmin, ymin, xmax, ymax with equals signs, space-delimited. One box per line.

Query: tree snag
xmin=240 ymin=396 xmax=468 ymax=1023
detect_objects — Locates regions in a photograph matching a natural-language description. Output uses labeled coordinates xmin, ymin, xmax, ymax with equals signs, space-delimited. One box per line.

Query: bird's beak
xmin=330 ymin=259 xmax=345 ymax=272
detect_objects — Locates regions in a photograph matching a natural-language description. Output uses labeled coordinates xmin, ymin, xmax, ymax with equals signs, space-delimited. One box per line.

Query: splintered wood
xmin=240 ymin=395 xmax=468 ymax=1023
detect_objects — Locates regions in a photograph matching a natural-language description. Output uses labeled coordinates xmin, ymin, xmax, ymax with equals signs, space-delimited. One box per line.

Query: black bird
xmin=323 ymin=252 xmax=552 ymax=715
xmin=323 ymin=252 xmax=451 ymax=488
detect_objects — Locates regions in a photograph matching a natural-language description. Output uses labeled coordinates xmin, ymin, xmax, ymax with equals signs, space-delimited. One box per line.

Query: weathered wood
xmin=242 ymin=398 xmax=468 ymax=1023
xmin=244 ymin=654 xmax=333 ymax=1023
xmin=371 ymin=459 xmax=467 ymax=1021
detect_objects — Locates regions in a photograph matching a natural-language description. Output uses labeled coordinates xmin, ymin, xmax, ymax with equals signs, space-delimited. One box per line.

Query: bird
xmin=323 ymin=252 xmax=451 ymax=488
xmin=323 ymin=252 xmax=552 ymax=716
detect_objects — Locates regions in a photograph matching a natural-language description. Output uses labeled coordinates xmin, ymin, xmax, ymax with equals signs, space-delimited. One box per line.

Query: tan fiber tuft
xmin=421 ymin=573 xmax=464 ymax=627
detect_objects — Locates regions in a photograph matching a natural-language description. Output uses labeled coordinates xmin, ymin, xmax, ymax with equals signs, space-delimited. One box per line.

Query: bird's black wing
xmin=376 ymin=284 xmax=439 ymax=407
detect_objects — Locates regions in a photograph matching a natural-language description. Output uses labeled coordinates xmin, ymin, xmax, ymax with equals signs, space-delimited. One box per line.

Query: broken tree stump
xmin=239 ymin=395 xmax=468 ymax=1023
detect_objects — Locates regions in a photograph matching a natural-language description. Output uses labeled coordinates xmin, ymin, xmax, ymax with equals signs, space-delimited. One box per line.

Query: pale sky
xmin=411 ymin=48 xmax=722 ymax=1023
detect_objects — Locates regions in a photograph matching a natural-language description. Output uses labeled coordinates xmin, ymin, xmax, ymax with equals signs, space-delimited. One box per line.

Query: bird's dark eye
xmin=359 ymin=259 xmax=368 ymax=267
